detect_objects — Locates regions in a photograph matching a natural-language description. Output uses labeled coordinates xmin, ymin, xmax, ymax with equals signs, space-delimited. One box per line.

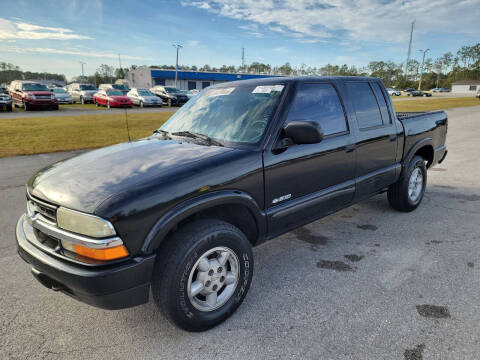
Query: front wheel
xmin=387 ymin=155 xmax=427 ymax=212
xmin=152 ymin=219 xmax=253 ymax=332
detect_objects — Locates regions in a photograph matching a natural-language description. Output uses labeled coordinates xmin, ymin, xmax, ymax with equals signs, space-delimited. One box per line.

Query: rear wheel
xmin=387 ymin=155 xmax=427 ymax=212
xmin=152 ymin=219 xmax=253 ymax=332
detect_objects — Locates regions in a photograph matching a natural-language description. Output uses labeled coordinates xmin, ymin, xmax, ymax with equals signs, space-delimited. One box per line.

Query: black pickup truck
xmin=16 ymin=76 xmax=447 ymax=331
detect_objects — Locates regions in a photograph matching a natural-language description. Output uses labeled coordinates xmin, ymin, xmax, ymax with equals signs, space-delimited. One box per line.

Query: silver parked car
xmin=67 ymin=83 xmax=98 ymax=104
xmin=127 ymin=88 xmax=163 ymax=107
xmin=387 ymin=88 xmax=401 ymax=96
xmin=51 ymin=88 xmax=73 ymax=104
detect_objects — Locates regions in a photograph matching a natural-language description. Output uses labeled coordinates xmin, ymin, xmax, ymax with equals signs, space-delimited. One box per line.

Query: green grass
xmin=392 ymin=96 xmax=480 ymax=112
xmin=0 ymin=112 xmax=174 ymax=157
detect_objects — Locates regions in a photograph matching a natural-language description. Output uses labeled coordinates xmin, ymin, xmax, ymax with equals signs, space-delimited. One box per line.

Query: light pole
xmin=79 ymin=61 xmax=86 ymax=82
xmin=417 ymin=48 xmax=430 ymax=91
xmin=172 ymin=44 xmax=183 ymax=88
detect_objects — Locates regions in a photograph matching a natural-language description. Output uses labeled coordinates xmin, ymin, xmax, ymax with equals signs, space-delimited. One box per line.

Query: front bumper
xmin=16 ymin=214 xmax=156 ymax=310
xmin=25 ymin=99 xmax=57 ymax=108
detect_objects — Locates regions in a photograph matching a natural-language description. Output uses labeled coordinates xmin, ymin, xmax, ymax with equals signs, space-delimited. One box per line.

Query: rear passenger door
xmin=345 ymin=81 xmax=398 ymax=200
xmin=264 ymin=82 xmax=356 ymax=237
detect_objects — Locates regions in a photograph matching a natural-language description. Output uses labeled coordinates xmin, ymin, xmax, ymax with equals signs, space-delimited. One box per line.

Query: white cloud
xmin=0 ymin=18 xmax=91 ymax=40
xmin=182 ymin=0 xmax=480 ymax=44
xmin=0 ymin=45 xmax=152 ymax=61
xmin=186 ymin=40 xmax=201 ymax=47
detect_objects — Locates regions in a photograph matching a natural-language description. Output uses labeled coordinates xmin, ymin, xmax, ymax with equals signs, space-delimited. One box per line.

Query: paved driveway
xmin=1 ymin=107 xmax=479 ymax=359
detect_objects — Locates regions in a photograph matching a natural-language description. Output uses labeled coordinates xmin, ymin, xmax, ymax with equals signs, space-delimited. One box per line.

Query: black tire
xmin=52 ymin=105 xmax=59 ymax=111
xmin=7 ymin=105 xmax=12 ymax=112
xmin=152 ymin=219 xmax=254 ymax=332
xmin=387 ymin=155 xmax=427 ymax=212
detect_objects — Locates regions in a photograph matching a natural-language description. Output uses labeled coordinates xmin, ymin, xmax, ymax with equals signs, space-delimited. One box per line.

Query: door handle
xmin=345 ymin=144 xmax=355 ymax=153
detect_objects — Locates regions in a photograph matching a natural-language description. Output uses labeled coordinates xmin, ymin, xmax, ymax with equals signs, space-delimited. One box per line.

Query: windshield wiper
xmin=171 ymin=131 xmax=224 ymax=147
xmin=152 ymin=129 xmax=171 ymax=139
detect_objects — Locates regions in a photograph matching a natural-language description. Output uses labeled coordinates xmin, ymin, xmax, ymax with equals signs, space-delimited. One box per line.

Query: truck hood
xmin=27 ymin=138 xmax=233 ymax=213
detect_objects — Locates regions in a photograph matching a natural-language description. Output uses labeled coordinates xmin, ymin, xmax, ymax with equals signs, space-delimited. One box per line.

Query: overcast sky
xmin=0 ymin=0 xmax=479 ymax=79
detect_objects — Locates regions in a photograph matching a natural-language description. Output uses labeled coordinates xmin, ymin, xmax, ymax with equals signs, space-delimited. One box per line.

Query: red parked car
xmin=93 ymin=89 xmax=133 ymax=108
xmin=9 ymin=80 xmax=58 ymax=110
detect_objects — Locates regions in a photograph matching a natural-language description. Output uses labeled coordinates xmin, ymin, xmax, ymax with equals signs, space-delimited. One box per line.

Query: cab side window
xmin=286 ymin=83 xmax=348 ymax=136
xmin=346 ymin=82 xmax=383 ymax=129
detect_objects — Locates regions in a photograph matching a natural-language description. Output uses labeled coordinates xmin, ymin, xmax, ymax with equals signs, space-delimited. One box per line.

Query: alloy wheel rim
xmin=187 ymin=246 xmax=239 ymax=312
xmin=408 ymin=168 xmax=424 ymax=203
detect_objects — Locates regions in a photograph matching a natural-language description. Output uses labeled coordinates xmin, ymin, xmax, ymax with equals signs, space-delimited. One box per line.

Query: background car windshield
xmin=138 ymin=90 xmax=154 ymax=96
xmin=160 ymin=84 xmax=285 ymax=145
xmin=107 ymin=90 xmax=124 ymax=96
xmin=53 ymin=88 xmax=67 ymax=94
xmin=22 ymin=83 xmax=49 ymax=91
xmin=80 ymin=85 xmax=96 ymax=90
xmin=165 ymin=87 xmax=180 ymax=93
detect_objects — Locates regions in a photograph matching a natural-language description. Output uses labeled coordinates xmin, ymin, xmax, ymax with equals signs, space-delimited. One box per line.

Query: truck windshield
xmin=160 ymin=83 xmax=285 ymax=146
xmin=22 ymin=83 xmax=49 ymax=91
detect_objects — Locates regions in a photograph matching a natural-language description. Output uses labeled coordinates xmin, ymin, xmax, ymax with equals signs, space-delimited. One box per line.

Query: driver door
xmin=264 ymin=81 xmax=356 ymax=237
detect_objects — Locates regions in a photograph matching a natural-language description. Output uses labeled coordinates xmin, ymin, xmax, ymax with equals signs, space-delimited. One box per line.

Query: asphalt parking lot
xmin=1 ymin=106 xmax=479 ymax=359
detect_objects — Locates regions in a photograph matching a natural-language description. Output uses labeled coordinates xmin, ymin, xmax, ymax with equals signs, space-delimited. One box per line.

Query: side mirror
xmin=284 ymin=120 xmax=324 ymax=145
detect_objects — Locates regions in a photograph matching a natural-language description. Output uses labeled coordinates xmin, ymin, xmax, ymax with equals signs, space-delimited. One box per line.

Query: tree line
xmin=2 ymin=43 xmax=480 ymax=90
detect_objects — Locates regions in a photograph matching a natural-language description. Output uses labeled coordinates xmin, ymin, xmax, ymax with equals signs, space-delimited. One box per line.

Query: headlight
xmin=57 ymin=207 xmax=116 ymax=238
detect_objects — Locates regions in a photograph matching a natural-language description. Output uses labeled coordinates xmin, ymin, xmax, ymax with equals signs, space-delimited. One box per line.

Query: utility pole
xmin=118 ymin=53 xmax=123 ymax=79
xmin=417 ymin=48 xmax=430 ymax=90
xmin=241 ymin=47 xmax=245 ymax=72
xmin=79 ymin=61 xmax=86 ymax=82
xmin=172 ymin=44 xmax=183 ymax=88
xmin=404 ymin=19 xmax=416 ymax=79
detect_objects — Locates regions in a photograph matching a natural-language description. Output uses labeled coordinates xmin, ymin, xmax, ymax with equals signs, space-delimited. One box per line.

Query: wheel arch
xmin=141 ymin=190 xmax=267 ymax=254
xmin=403 ymin=138 xmax=434 ymax=169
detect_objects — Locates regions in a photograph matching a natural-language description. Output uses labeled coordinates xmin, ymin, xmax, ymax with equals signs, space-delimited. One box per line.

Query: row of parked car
xmin=386 ymin=87 xmax=450 ymax=97
xmin=0 ymin=80 xmax=199 ymax=111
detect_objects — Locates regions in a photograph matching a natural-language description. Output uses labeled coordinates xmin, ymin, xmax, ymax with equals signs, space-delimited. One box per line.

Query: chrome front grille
xmin=27 ymin=196 xmax=57 ymax=224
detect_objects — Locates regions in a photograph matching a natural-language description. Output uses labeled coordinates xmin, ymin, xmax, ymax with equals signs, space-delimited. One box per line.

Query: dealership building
xmin=126 ymin=68 xmax=278 ymax=90
xmin=451 ymin=81 xmax=480 ymax=94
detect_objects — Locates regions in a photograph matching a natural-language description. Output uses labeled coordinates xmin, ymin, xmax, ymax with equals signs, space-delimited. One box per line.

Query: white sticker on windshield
xmin=207 ymin=87 xmax=235 ymax=97
xmin=252 ymin=85 xmax=284 ymax=94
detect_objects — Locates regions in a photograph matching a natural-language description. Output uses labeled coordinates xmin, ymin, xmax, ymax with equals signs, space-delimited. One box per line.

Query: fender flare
xmin=141 ymin=190 xmax=266 ymax=253
xmin=402 ymin=137 xmax=433 ymax=169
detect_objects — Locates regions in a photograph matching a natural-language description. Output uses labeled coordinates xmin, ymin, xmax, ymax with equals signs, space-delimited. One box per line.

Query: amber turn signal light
xmin=73 ymin=244 xmax=129 ymax=261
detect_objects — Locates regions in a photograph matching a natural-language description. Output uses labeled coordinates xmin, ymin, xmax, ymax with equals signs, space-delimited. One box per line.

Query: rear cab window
xmin=286 ymin=83 xmax=348 ymax=136
xmin=347 ymin=81 xmax=392 ymax=129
